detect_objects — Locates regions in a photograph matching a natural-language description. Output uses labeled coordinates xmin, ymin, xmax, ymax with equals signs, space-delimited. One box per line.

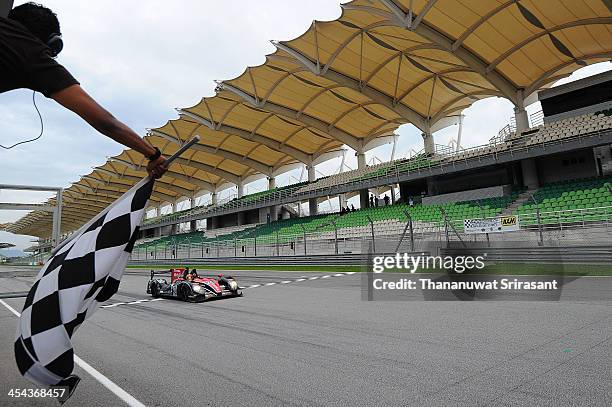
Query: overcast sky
xmin=0 ymin=1 xmax=610 ymax=250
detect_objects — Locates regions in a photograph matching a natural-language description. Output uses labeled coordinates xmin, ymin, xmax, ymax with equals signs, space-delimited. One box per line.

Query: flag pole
xmin=50 ymin=136 xmax=201 ymax=256
xmin=163 ymin=135 xmax=200 ymax=166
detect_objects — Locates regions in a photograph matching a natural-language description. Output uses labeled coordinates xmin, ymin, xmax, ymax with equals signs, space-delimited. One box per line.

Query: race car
xmin=146 ymin=268 xmax=243 ymax=302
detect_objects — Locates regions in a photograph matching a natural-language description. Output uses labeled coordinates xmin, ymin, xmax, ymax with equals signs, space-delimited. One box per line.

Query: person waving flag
xmin=13 ymin=137 xmax=199 ymax=403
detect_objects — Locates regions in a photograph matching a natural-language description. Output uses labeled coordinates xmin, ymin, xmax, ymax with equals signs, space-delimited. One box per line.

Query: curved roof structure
xmin=5 ymin=0 xmax=611 ymax=238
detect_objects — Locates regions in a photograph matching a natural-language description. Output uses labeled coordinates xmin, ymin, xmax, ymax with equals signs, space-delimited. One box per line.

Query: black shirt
xmin=0 ymin=16 xmax=78 ymax=97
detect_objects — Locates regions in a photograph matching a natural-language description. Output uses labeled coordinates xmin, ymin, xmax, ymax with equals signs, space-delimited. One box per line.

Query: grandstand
xmin=518 ymin=176 xmax=612 ymax=225
xmin=2 ymin=1 xmax=611 ymax=264
xmin=2 ymin=5 xmax=612 ymax=406
xmin=131 ymin=172 xmax=612 ymax=260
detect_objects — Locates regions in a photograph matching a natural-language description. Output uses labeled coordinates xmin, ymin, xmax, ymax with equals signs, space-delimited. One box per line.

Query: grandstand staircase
xmin=281 ymin=204 xmax=299 ymax=218
xmin=502 ymin=190 xmax=535 ymax=216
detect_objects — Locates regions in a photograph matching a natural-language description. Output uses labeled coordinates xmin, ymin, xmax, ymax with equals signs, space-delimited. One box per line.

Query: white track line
xmin=101 ymin=298 xmax=164 ymax=309
xmin=101 ymin=302 xmax=126 ymax=308
xmin=73 ymin=356 xmax=145 ymax=407
xmin=0 ymin=299 xmax=146 ymax=407
xmin=102 ymin=272 xmax=358 ymax=306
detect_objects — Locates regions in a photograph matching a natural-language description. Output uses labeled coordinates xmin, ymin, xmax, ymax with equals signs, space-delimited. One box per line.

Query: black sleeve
xmin=26 ymin=48 xmax=79 ymax=97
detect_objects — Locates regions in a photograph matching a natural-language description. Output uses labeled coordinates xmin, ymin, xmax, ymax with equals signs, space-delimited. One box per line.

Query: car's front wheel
xmin=178 ymin=285 xmax=191 ymax=302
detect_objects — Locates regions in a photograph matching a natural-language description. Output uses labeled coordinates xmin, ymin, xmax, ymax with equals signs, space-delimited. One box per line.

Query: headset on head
xmin=46 ymin=32 xmax=63 ymax=57
xmin=1 ymin=1 xmax=63 ymax=57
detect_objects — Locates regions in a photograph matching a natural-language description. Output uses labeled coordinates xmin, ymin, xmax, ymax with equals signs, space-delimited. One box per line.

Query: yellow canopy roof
xmin=7 ymin=0 xmax=611 ymax=238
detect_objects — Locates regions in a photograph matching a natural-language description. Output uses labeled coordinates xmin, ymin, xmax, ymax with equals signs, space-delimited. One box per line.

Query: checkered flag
xmin=14 ymin=178 xmax=153 ymax=396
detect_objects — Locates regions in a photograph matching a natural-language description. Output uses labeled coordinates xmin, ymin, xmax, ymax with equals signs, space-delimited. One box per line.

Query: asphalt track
xmin=1 ymin=265 xmax=611 ymax=406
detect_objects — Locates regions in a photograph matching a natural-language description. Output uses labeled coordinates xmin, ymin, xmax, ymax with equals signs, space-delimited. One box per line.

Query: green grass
xmin=127 ymin=264 xmax=363 ymax=273
xmin=127 ymin=262 xmax=612 ymax=275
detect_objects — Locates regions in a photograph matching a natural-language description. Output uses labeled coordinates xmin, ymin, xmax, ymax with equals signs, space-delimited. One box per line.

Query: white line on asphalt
xmin=345 ymin=272 xmax=356 ymax=275
xmin=0 ymin=299 xmax=20 ymax=317
xmin=73 ymin=356 xmax=146 ymax=407
xmin=100 ymin=273 xmax=358 ymax=308
xmin=0 ymin=299 xmax=146 ymax=407
xmin=101 ymin=298 xmax=166 ymax=309
xmin=101 ymin=302 xmax=126 ymax=308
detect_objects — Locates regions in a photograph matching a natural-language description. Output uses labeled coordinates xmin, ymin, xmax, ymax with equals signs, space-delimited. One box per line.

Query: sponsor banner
xmin=464 ymin=216 xmax=519 ymax=234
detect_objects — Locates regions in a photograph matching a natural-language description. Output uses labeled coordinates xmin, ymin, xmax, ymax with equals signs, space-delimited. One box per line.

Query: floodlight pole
xmin=275 ymin=230 xmax=280 ymax=256
xmin=441 ymin=209 xmax=450 ymax=245
xmin=299 ymin=224 xmax=307 ymax=255
xmin=395 ymin=210 xmax=414 ymax=252
xmin=530 ymin=195 xmax=544 ymax=246
xmin=366 ymin=215 xmax=376 ymax=253
xmin=440 ymin=208 xmax=467 ymax=248
xmin=331 ymin=219 xmax=339 ymax=255
xmin=475 ymin=199 xmax=490 ymax=247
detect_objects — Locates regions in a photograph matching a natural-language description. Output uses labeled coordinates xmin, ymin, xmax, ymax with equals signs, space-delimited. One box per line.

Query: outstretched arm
xmin=50 ymin=84 xmax=167 ymax=178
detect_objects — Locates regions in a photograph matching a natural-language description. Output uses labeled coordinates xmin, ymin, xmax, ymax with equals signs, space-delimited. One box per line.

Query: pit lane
xmin=1 ymin=265 xmax=611 ymax=406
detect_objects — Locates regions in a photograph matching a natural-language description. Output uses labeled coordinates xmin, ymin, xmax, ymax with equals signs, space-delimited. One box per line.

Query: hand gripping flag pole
xmin=14 ymin=136 xmax=200 ymax=404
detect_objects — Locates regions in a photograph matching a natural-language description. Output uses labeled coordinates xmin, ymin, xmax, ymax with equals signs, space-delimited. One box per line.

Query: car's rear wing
xmin=170 ymin=268 xmax=186 ymax=283
xmin=148 ymin=269 xmax=184 ymax=282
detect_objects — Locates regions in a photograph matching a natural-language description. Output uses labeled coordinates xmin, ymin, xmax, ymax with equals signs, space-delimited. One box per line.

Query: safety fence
xmin=130 ymin=206 xmax=612 ymax=261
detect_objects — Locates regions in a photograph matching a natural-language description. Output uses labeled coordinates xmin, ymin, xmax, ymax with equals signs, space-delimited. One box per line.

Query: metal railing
xmin=530 ymin=110 xmax=544 ymax=127
xmin=139 ymin=123 xmax=612 ymax=229
xmin=130 ymin=206 xmax=612 ymax=261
